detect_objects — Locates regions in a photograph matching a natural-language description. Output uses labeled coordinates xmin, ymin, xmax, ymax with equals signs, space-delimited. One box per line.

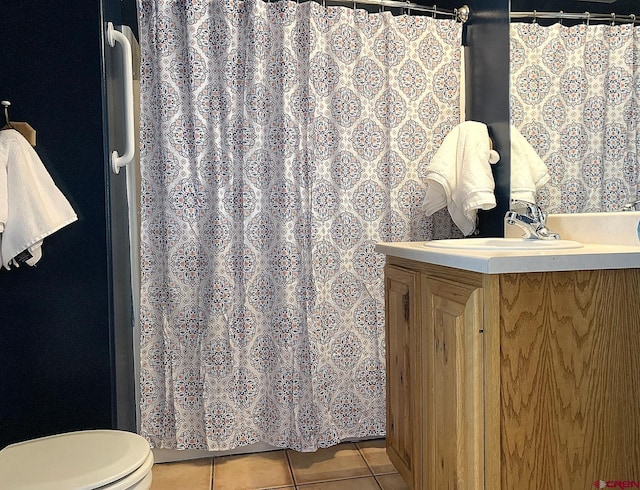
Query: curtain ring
xmin=532 ymin=10 xmax=537 ymax=24
xmin=405 ymin=0 xmax=411 ymax=16
xmin=585 ymin=11 xmax=590 ymax=26
xmin=559 ymin=10 xmax=564 ymax=25
xmin=631 ymin=13 xmax=637 ymax=24
xmin=432 ymin=4 xmax=437 ymax=19
xmin=611 ymin=12 xmax=616 ymax=26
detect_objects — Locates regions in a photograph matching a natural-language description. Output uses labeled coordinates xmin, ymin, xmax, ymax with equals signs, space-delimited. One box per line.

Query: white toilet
xmin=0 ymin=429 xmax=153 ymax=489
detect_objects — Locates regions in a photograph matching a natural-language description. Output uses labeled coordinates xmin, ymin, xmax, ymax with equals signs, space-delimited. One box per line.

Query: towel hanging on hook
xmin=1 ymin=101 xmax=37 ymax=147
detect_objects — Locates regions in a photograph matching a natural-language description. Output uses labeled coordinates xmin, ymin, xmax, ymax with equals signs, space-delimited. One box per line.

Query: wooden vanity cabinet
xmin=422 ymin=270 xmax=485 ymax=489
xmin=384 ymin=256 xmax=640 ymax=490
xmin=385 ymin=266 xmax=421 ymax=488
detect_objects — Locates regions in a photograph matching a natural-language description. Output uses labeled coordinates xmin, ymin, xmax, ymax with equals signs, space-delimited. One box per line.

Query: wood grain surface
xmin=384 ymin=265 xmax=421 ymax=488
xmin=498 ymin=269 xmax=640 ymax=489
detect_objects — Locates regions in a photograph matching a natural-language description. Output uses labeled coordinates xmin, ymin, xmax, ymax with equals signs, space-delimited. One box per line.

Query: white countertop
xmin=375 ymin=240 xmax=640 ymax=274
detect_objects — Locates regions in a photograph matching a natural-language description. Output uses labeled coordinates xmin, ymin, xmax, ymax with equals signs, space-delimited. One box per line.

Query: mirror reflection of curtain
xmin=510 ymin=22 xmax=640 ymax=212
xmin=137 ymin=0 xmax=462 ymax=451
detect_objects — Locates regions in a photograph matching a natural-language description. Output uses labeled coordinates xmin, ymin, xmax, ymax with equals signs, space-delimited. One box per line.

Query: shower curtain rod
xmin=511 ymin=10 xmax=639 ymax=25
xmin=313 ymin=0 xmax=470 ymax=22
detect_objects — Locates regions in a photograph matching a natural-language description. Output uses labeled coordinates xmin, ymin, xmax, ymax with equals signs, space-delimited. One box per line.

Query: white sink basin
xmin=423 ymin=237 xmax=584 ymax=251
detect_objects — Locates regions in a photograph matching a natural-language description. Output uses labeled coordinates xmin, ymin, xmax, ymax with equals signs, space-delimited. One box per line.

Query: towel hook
xmin=1 ymin=100 xmax=15 ymax=130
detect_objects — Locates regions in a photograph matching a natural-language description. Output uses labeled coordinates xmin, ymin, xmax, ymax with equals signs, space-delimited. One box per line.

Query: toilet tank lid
xmin=0 ymin=429 xmax=152 ymax=489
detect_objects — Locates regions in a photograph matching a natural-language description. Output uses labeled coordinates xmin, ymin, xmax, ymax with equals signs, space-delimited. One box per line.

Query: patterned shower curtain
xmin=138 ymin=0 xmax=462 ymax=451
xmin=510 ymin=22 xmax=640 ymax=213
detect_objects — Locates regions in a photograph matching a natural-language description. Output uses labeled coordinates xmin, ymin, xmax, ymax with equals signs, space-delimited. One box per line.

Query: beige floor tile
xmin=356 ymin=439 xmax=397 ymax=475
xmin=297 ymin=476 xmax=381 ymax=489
xmin=213 ymin=450 xmax=293 ymax=490
xmin=150 ymin=458 xmax=212 ymax=490
xmin=376 ymin=473 xmax=411 ymax=490
xmin=287 ymin=442 xmax=371 ymax=484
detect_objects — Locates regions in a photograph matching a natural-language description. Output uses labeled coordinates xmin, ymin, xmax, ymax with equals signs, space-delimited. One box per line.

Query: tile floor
xmin=150 ymin=439 xmax=409 ymax=490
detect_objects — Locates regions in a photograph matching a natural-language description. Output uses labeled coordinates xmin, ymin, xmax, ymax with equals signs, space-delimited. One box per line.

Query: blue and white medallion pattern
xmin=511 ymin=22 xmax=640 ymax=212
xmin=139 ymin=0 xmax=462 ymax=452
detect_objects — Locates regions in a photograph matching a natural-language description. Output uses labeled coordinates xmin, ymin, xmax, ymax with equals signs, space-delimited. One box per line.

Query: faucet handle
xmin=509 ymin=199 xmax=536 ymax=210
xmin=509 ymin=199 xmax=546 ymax=224
xmin=621 ymin=199 xmax=640 ymax=211
xmin=506 ymin=199 xmax=559 ymax=240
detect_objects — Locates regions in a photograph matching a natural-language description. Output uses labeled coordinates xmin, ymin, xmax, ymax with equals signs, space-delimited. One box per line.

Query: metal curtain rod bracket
xmin=455 ymin=5 xmax=470 ymax=23
xmin=511 ymin=10 xmax=640 ymax=25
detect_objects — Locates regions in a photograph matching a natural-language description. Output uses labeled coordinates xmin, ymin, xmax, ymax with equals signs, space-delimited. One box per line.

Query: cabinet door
xmin=422 ymin=276 xmax=484 ymax=489
xmin=384 ymin=265 xmax=421 ymax=489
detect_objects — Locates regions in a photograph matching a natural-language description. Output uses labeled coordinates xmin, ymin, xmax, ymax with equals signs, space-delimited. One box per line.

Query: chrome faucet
xmin=505 ymin=200 xmax=560 ymax=240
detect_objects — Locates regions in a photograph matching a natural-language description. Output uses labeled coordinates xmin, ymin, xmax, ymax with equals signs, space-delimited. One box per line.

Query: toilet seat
xmin=0 ymin=429 xmax=153 ymax=489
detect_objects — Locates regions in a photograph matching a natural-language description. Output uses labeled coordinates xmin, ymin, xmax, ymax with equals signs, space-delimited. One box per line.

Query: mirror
xmin=509 ymin=0 xmax=640 ymax=213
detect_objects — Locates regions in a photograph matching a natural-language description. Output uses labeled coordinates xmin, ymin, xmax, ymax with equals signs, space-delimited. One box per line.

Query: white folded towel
xmin=423 ymin=121 xmax=500 ymax=236
xmin=0 ymin=129 xmax=77 ymax=269
xmin=510 ymin=126 xmax=550 ymax=203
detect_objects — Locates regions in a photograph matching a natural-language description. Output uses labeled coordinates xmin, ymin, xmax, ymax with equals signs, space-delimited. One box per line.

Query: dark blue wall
xmin=465 ymin=0 xmax=511 ymax=236
xmin=0 ymin=0 xmax=129 ymax=448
